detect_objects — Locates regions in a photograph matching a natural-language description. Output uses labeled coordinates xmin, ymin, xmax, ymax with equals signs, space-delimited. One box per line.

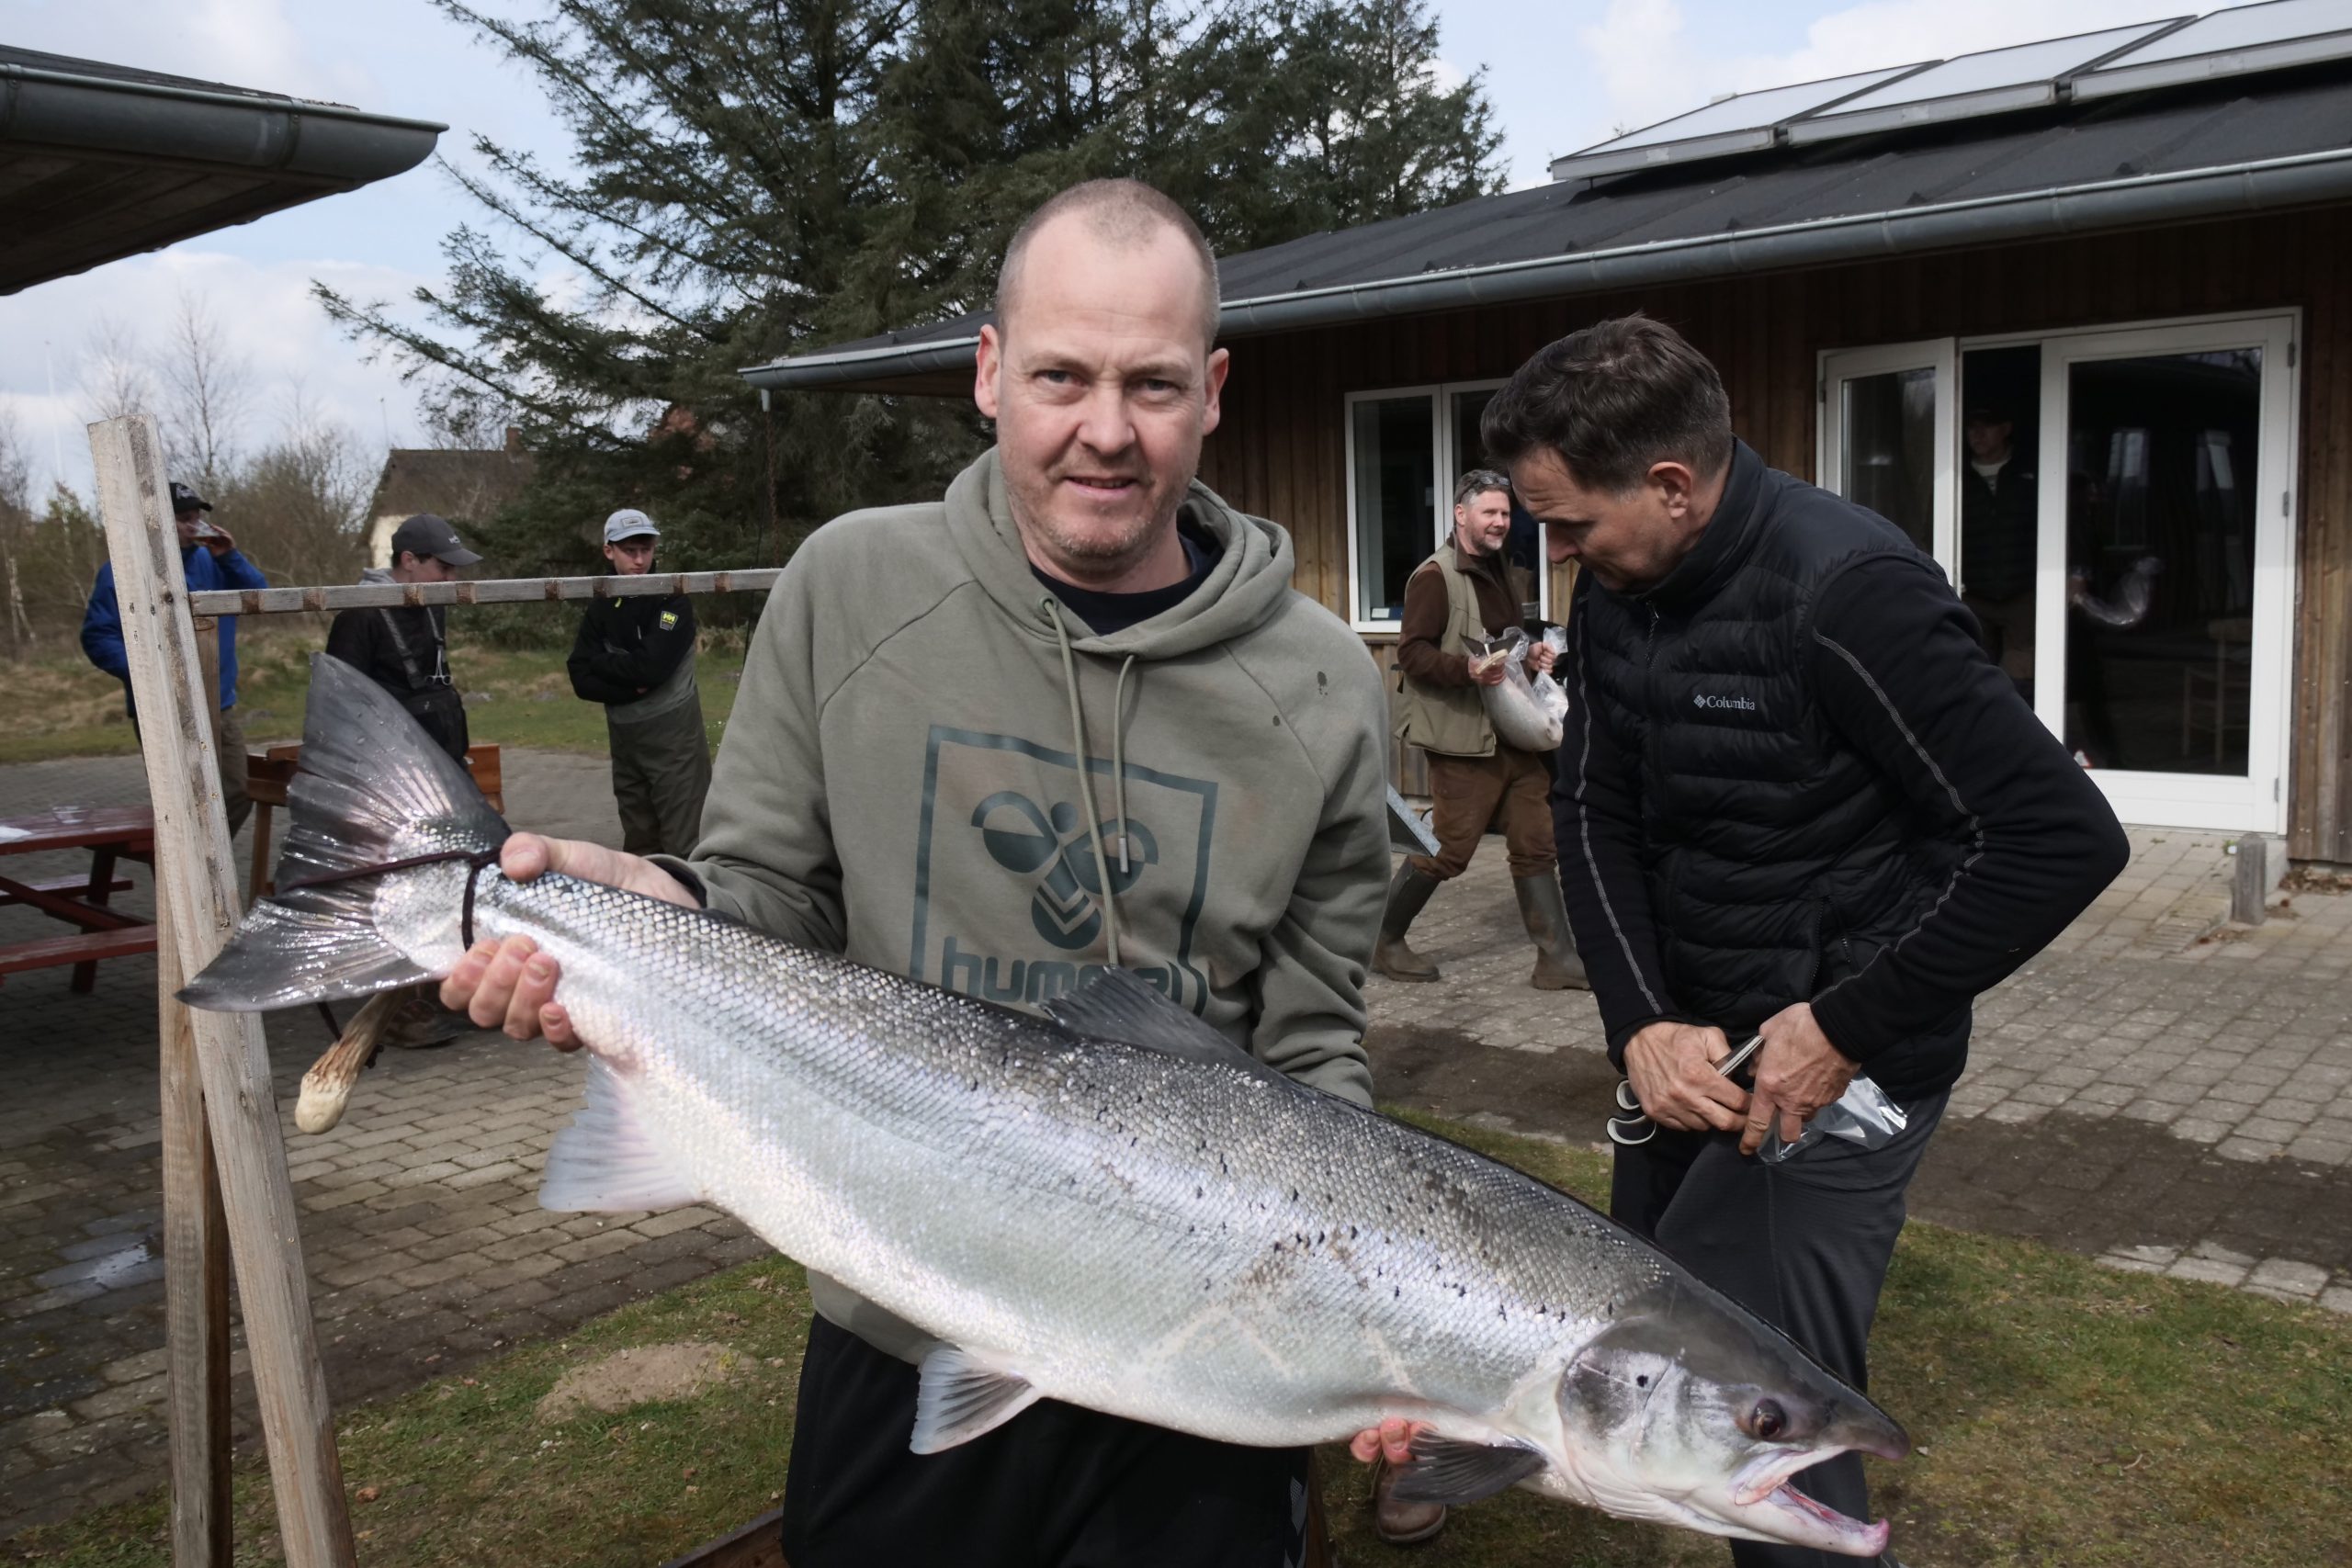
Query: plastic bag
xmin=1465 ymin=626 xmax=1570 ymax=751
xmin=1761 ymin=1075 xmax=1907 ymax=1164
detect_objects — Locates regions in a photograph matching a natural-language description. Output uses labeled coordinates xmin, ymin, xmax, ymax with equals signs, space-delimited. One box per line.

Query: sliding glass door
xmin=2033 ymin=317 xmax=2294 ymax=831
xmin=1821 ymin=315 xmax=2295 ymax=832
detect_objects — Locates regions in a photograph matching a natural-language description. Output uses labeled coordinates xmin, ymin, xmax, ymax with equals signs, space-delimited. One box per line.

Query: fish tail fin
xmin=178 ymin=654 xmax=510 ymax=1012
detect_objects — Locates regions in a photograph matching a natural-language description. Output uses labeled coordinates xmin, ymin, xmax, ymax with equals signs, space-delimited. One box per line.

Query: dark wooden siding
xmin=1198 ymin=207 xmax=2352 ymax=863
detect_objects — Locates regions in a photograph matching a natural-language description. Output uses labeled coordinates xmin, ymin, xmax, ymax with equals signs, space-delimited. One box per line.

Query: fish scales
xmin=406 ymin=863 xmax=1669 ymax=1446
xmin=186 ymin=655 xmax=1916 ymax=1556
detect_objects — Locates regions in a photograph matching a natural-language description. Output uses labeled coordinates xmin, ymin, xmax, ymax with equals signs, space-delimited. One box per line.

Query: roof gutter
xmin=0 ymin=56 xmax=445 ymax=183
xmin=744 ymin=145 xmax=2352 ymax=390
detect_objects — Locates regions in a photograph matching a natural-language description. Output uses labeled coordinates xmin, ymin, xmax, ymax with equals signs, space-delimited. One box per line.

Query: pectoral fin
xmin=1386 ymin=1436 xmax=1550 ymax=1505
xmin=909 ymin=1344 xmax=1042 ymax=1454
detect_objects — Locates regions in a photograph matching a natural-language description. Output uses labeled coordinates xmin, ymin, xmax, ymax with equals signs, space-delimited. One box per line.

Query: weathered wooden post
xmin=89 ymin=413 xmax=355 ymax=1568
xmin=156 ymin=908 xmax=232 ymax=1564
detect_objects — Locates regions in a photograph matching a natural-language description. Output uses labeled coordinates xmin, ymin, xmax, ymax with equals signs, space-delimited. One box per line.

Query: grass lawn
xmin=7 ymin=1115 xmax=2345 ymax=1567
xmin=0 ymin=621 xmax=745 ymax=768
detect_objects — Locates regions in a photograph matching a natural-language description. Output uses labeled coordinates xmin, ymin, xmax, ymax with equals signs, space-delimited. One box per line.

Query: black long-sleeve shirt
xmin=1556 ymin=551 xmax=2130 ymax=1089
xmin=568 ymin=592 xmax=697 ymax=706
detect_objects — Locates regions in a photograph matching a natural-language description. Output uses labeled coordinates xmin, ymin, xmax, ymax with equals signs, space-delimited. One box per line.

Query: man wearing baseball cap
xmin=566 ymin=508 xmax=710 ymax=857
xmin=82 ymin=480 xmax=270 ymax=832
xmin=325 ymin=513 xmax=482 ymax=763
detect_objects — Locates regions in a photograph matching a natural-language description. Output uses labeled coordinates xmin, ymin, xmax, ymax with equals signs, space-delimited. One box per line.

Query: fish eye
xmin=1743 ymin=1398 xmax=1788 ymax=1441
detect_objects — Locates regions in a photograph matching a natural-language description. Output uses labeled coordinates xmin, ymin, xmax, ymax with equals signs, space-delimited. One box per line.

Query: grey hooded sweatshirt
xmin=654 ymin=446 xmax=1391 ymax=1358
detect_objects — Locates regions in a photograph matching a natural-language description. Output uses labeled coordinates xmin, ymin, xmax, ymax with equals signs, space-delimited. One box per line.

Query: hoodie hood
xmin=358 ymin=566 xmax=396 ymax=586
xmin=945 ymin=447 xmax=1301 ymax=660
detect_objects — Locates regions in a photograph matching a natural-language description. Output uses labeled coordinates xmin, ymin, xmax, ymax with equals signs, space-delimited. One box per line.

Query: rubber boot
xmin=1373 ymin=862 xmax=1443 ymax=983
xmin=1515 ymin=873 xmax=1590 ymax=991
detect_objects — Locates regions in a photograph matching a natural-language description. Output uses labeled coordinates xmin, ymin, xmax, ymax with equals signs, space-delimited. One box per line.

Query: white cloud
xmin=0 ymin=251 xmax=440 ymax=502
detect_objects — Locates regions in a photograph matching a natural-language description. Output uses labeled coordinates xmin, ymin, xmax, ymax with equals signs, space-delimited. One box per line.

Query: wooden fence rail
xmin=188 ymin=569 xmax=782 ymax=618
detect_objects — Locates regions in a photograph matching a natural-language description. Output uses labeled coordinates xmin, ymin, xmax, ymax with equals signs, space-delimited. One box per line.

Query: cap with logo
xmin=390 ymin=513 xmax=483 ymax=567
xmin=604 ymin=508 xmax=660 ymax=545
xmin=169 ymin=481 xmax=212 ymax=513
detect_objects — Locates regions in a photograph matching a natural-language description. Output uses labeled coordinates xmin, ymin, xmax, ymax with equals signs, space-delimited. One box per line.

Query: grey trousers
xmin=1611 ymin=1089 xmax=1949 ymax=1568
xmin=608 ymin=696 xmax=712 ymax=860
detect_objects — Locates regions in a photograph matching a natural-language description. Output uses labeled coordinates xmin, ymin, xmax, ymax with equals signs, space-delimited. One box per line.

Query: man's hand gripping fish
xmin=183 ymin=654 xmax=1911 ymax=1557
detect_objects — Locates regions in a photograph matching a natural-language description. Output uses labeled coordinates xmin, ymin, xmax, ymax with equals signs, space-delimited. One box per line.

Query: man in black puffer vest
xmin=1485 ymin=316 xmax=2128 ymax=1568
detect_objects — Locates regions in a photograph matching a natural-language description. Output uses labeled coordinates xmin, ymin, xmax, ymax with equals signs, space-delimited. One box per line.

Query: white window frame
xmin=1343 ymin=377 xmax=1537 ymax=633
xmin=1343 ymin=384 xmax=1442 ymax=632
xmin=2032 ymin=312 xmax=2297 ymax=835
xmin=1817 ymin=339 xmax=1958 ymax=573
xmin=1816 ymin=308 xmax=2301 ymax=834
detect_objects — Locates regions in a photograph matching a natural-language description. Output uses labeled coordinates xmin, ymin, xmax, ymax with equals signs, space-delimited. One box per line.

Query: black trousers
xmin=1611 ymin=1090 xmax=1948 ymax=1568
xmin=780 ymin=1314 xmax=1312 ymax=1568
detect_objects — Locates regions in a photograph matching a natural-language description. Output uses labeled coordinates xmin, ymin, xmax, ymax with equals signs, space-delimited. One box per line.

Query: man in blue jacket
xmin=82 ymin=480 xmax=269 ymax=833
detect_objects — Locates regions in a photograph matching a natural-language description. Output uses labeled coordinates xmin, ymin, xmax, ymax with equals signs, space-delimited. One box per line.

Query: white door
xmin=2033 ymin=316 xmax=2296 ymax=832
xmin=1819 ymin=340 xmax=1957 ymax=573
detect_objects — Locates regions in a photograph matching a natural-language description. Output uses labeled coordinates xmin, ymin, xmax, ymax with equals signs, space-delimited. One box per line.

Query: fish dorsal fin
xmin=1386 ymin=1436 xmax=1551 ymax=1506
xmin=1042 ymin=967 xmax=1267 ymax=1078
xmin=910 ymin=1344 xmax=1042 ymax=1453
xmin=539 ymin=1056 xmax=702 ymax=1213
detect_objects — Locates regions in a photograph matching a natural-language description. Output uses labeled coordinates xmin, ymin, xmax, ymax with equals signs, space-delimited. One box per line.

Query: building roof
xmin=368 ymin=446 xmax=537 ymax=525
xmin=745 ymin=59 xmax=2352 ymax=394
xmin=0 ymin=46 xmax=443 ymax=294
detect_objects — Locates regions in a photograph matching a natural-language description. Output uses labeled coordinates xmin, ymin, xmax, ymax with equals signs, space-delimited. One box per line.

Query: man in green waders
xmin=567 ymin=509 xmax=712 ymax=857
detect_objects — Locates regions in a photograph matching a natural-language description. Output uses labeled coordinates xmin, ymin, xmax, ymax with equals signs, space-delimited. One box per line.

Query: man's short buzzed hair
xmin=995 ymin=178 xmax=1221 ymax=350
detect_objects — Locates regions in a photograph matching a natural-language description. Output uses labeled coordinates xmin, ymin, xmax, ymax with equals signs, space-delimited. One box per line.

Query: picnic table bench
xmin=0 ymin=805 xmax=157 ymax=990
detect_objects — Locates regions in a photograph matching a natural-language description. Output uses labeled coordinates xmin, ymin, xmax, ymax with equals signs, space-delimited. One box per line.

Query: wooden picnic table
xmin=0 ymin=804 xmax=157 ymax=991
xmin=244 ymin=743 xmax=503 ymax=902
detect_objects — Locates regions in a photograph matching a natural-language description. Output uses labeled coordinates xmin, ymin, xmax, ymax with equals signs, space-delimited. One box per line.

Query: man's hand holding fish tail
xmin=442 ymin=832 xmax=694 ymax=1046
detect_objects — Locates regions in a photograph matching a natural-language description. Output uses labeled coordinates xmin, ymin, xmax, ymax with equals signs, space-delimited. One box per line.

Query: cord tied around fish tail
xmin=279 ymin=845 xmax=505 ymax=948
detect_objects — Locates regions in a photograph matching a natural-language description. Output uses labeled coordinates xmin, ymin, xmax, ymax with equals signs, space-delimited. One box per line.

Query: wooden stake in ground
xmin=157 ymin=907 xmax=232 ymax=1566
xmin=90 ymin=412 xmax=356 ymax=1568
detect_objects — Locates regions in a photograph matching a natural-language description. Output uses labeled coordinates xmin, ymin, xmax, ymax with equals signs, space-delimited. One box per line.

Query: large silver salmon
xmin=185 ymin=656 xmax=1906 ymax=1557
xmin=1467 ymin=626 xmax=1570 ymax=751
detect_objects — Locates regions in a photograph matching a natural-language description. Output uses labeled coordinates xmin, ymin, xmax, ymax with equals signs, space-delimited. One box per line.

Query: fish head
xmin=1545 ymin=1279 xmax=1907 ymax=1557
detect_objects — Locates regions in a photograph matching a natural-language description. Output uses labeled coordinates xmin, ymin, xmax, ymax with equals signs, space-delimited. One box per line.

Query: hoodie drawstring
xmin=1042 ymin=598 xmax=1136 ymax=968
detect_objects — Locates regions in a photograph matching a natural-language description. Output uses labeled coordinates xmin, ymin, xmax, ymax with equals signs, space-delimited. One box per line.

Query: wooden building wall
xmin=1196 ymin=207 xmax=2352 ymax=863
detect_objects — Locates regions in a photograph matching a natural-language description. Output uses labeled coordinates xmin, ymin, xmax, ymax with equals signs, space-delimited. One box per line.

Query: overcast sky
xmin=2 ymin=0 xmax=2241 ymax=500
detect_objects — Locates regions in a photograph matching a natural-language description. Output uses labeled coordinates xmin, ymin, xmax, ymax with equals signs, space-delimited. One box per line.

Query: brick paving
xmin=1362 ymin=821 xmax=2352 ymax=1316
xmin=4 ymin=740 xmax=2350 ymax=1535
xmin=0 ymin=749 xmax=765 ymax=1537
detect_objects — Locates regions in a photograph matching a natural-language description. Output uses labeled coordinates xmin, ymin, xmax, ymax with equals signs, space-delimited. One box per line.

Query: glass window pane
xmin=1351 ymin=396 xmax=1436 ymax=623
xmin=1961 ymin=345 xmax=2042 ymax=700
xmin=1838 ymin=367 xmax=1937 ymax=552
xmin=2063 ymin=348 xmax=2262 ymax=775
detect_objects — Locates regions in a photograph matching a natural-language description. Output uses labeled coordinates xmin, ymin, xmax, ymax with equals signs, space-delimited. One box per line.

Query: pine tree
xmin=319 ymin=0 xmax=1502 ymax=588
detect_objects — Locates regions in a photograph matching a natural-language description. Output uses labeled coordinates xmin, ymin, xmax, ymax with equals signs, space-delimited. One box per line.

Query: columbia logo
xmin=1694 ymin=694 xmax=1757 ymax=712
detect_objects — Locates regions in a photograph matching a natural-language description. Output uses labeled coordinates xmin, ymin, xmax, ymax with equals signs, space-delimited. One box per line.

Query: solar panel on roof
xmin=2076 ymin=0 xmax=2352 ymax=96
xmin=1784 ymin=21 xmax=2185 ymax=143
xmin=1549 ymin=64 xmax=1925 ymax=180
xmin=1548 ymin=2 xmax=2352 ymax=185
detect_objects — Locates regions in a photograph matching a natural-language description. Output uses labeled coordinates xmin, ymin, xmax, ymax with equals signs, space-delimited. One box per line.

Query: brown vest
xmin=1393 ymin=543 xmax=1496 ymax=759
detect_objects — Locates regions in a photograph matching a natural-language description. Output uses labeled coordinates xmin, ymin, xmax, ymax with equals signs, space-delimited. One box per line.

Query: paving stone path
xmin=1362 ymin=825 xmax=2352 ymax=1314
xmin=4 ymin=747 xmax=2348 ymax=1537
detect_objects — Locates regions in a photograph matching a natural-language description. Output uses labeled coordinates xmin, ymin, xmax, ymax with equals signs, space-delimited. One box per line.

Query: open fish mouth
xmin=1729 ymin=1449 xmax=1895 ymax=1557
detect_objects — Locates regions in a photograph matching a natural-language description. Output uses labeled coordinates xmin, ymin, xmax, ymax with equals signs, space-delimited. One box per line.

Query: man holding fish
xmin=1378 ymin=468 xmax=1589 ymax=995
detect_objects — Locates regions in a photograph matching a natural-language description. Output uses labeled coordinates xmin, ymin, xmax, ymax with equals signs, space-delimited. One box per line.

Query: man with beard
xmin=438 ymin=178 xmax=1394 ymax=1568
xmin=1377 ymin=467 xmax=1588 ymax=1004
